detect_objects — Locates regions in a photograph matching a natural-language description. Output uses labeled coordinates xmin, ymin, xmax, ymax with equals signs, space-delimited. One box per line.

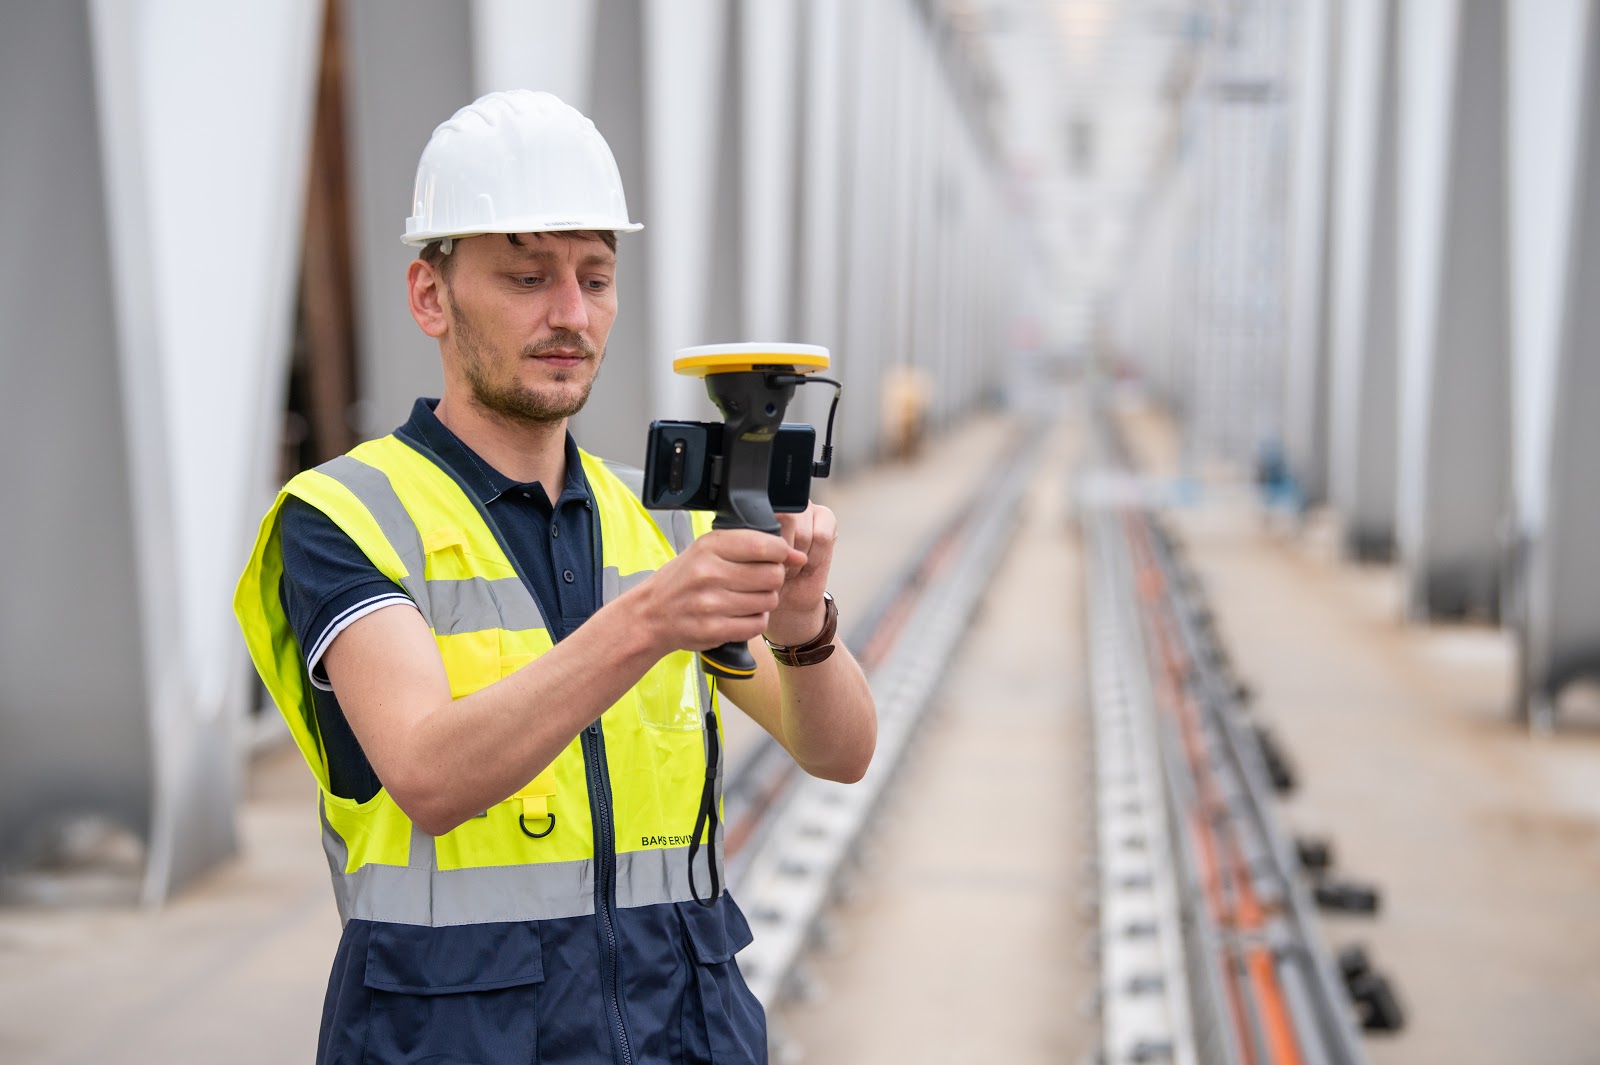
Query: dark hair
xmin=418 ymin=230 xmax=619 ymax=279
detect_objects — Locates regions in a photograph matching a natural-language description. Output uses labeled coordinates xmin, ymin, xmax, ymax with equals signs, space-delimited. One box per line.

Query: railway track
xmin=1081 ymin=405 xmax=1382 ymax=1065
xmin=726 ymin=414 xmax=1053 ymax=1008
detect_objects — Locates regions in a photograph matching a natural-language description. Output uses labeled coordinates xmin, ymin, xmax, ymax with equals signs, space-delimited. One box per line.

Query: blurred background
xmin=2 ymin=1 xmax=1599 ymax=1063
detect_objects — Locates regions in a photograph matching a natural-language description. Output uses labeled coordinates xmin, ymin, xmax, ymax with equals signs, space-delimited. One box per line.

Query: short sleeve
xmin=278 ymin=496 xmax=416 ymax=687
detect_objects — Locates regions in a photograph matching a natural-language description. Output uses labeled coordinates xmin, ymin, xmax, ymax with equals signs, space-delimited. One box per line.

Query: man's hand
xmin=708 ymin=501 xmax=874 ymax=784
xmin=640 ymin=528 xmax=806 ymax=653
xmin=765 ymin=503 xmax=837 ymax=646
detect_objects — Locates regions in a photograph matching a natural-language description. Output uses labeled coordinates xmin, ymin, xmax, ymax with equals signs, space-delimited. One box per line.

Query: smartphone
xmin=643 ymin=421 xmax=815 ymax=512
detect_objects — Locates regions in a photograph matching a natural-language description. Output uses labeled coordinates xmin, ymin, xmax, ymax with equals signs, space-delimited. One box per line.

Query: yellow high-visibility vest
xmin=234 ymin=434 xmax=719 ymax=925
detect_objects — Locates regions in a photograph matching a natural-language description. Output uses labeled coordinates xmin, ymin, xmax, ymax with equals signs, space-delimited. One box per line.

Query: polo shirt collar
xmin=398 ymin=398 xmax=590 ymax=506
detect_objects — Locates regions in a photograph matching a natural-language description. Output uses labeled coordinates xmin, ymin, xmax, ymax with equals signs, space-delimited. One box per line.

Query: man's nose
xmin=546 ymin=275 xmax=590 ymax=332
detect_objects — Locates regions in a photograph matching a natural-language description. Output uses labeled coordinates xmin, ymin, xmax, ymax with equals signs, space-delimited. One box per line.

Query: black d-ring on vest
xmin=519 ymin=812 xmax=556 ymax=839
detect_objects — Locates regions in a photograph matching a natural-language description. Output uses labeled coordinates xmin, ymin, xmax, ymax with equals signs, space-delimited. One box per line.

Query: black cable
xmin=764 ymin=373 xmax=843 ymax=478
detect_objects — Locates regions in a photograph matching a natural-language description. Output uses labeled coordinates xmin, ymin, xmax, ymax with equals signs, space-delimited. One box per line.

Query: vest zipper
xmin=585 ymin=501 xmax=633 ymax=1065
xmin=583 ymin=720 xmax=634 ymax=1065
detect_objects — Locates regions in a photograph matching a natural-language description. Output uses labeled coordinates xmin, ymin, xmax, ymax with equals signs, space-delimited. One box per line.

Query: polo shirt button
xmin=551 ymin=525 xmax=559 ymax=538
xmin=562 ymin=569 xmax=575 ymax=583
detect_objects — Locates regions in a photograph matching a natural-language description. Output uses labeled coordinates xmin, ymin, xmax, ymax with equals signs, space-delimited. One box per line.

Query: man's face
xmin=436 ymin=232 xmax=618 ymax=426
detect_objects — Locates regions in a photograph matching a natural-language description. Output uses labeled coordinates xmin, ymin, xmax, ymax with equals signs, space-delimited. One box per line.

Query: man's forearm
xmin=771 ymin=645 xmax=877 ymax=782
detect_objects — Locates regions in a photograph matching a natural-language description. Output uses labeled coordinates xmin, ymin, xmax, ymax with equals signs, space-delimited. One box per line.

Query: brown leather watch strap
xmin=764 ymin=592 xmax=838 ymax=667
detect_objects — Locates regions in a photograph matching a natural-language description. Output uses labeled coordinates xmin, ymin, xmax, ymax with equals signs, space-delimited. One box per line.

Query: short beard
xmin=451 ymin=298 xmax=602 ymax=426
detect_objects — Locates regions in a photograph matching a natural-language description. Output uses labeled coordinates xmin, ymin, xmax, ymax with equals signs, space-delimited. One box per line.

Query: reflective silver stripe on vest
xmin=320 ymin=795 xmax=352 ymax=924
xmin=339 ymin=857 xmax=598 ymax=925
xmin=428 ymin=576 xmax=546 ymax=634
xmin=319 ymin=455 xmax=431 ymax=612
xmin=321 ymin=819 xmax=708 ymax=925
xmin=601 ymin=566 xmax=654 ymax=604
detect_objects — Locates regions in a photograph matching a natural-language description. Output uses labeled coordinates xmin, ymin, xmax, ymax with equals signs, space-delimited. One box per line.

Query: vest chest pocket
xmin=632 ymin=649 xmax=707 ymax=732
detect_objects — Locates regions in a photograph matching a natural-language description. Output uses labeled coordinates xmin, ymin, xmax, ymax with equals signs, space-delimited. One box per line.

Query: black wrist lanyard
xmin=687 ymin=702 xmax=722 ymax=906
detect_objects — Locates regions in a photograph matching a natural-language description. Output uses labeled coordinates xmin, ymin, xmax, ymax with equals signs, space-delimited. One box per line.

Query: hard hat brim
xmin=402 ymin=218 xmax=644 ymax=246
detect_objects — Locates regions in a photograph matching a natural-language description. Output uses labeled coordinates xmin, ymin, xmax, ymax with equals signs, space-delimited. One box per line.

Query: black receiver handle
xmin=698 ymin=370 xmax=797 ymax=682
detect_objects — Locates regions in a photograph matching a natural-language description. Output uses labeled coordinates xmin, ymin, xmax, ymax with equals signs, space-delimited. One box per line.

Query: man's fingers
xmin=696 ymin=586 xmax=780 ymax=613
xmin=776 ymin=507 xmax=822 ymax=576
xmin=715 ymin=558 xmax=789 ymax=594
xmin=679 ymin=537 xmax=788 ymax=594
xmin=703 ymin=528 xmax=794 ymax=563
xmin=791 ymin=506 xmax=836 ymax=579
xmin=775 ymin=512 xmax=800 ymax=552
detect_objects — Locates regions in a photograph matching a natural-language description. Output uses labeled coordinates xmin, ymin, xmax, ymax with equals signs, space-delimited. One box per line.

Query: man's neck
xmin=434 ymin=394 xmax=569 ymax=489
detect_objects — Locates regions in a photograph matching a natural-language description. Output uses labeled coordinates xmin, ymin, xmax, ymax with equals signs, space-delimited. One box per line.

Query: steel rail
xmin=729 ymin=415 xmax=1054 ymax=1009
xmin=1081 ymin=403 xmax=1367 ymax=1065
xmin=1084 ymin=502 xmax=1204 ymax=1065
xmin=1133 ymin=513 xmax=1365 ymax=1065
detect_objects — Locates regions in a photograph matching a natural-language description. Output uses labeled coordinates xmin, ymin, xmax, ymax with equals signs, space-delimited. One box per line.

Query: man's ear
xmin=407 ymin=259 xmax=449 ymax=338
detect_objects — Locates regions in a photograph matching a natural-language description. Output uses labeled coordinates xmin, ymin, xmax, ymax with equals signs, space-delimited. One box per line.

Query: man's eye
xmin=585 ymin=279 xmax=611 ymax=291
xmin=515 ymin=275 xmax=543 ymax=287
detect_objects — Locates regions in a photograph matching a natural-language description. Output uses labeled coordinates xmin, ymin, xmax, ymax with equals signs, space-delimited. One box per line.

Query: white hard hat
xmin=403 ymin=89 xmax=643 ymax=246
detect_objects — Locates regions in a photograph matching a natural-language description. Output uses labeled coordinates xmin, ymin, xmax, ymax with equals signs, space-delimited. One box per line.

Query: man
xmin=235 ymin=89 xmax=876 ymax=1065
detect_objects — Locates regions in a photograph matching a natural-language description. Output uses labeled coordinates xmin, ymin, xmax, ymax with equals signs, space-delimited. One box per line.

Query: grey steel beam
xmin=88 ymin=1 xmax=320 ymax=901
xmin=1330 ymin=0 xmax=1400 ymax=559
xmin=1398 ymin=0 xmax=1511 ymax=620
xmin=0 ymin=0 xmax=153 ymax=889
xmin=342 ymin=0 xmax=475 ymax=437
xmin=567 ymin=0 xmax=653 ymax=467
xmin=1524 ymin=5 xmax=1600 ymax=728
xmin=1285 ymin=0 xmax=1342 ymax=507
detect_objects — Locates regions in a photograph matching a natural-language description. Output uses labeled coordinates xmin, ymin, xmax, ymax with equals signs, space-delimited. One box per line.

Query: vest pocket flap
xmin=421 ymin=527 xmax=467 ymax=555
xmin=364 ymin=921 xmax=544 ymax=995
xmin=675 ymin=898 xmax=755 ymax=965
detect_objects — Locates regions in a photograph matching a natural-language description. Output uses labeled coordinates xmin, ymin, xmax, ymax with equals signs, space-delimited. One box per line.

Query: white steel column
xmin=89 ymin=0 xmax=322 ymax=900
xmin=839 ymin=0 xmax=897 ymax=469
xmin=342 ymin=0 xmax=475 ymax=435
xmin=1329 ymin=0 xmax=1401 ymax=558
xmin=884 ymin=3 xmax=925 ymax=421
xmin=1520 ymin=3 xmax=1600 ymax=727
xmin=569 ymin=0 xmax=654 ymax=464
xmin=1284 ymin=0 xmax=1341 ymax=506
xmin=471 ymin=0 xmax=597 ymax=107
xmin=642 ymin=0 xmax=731 ymax=425
xmin=795 ymin=0 xmax=848 ymax=433
xmin=0 ymin=1 xmax=153 ymax=888
xmin=1396 ymin=0 xmax=1511 ymax=620
xmin=741 ymin=0 xmax=802 ymax=342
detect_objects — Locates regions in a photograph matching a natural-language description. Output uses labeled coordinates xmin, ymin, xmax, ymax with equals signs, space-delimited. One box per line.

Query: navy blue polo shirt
xmin=277 ymin=398 xmax=599 ymax=802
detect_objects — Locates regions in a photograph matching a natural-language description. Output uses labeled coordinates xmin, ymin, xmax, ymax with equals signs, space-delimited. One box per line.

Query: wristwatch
xmin=764 ymin=592 xmax=837 ymax=667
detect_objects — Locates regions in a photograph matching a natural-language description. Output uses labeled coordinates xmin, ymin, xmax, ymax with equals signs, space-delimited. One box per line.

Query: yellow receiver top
xmin=673 ymin=342 xmax=830 ymax=377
